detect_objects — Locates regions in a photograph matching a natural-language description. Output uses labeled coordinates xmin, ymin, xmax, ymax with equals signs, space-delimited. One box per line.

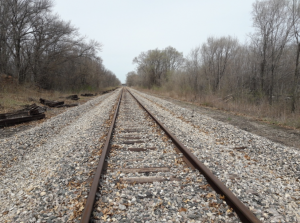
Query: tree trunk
xmin=269 ymin=67 xmax=274 ymax=105
xmin=15 ymin=38 xmax=25 ymax=84
xmin=292 ymin=43 xmax=300 ymax=112
xmin=260 ymin=39 xmax=267 ymax=94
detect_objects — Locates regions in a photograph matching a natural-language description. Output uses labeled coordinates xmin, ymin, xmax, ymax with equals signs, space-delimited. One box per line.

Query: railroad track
xmin=80 ymin=88 xmax=260 ymax=223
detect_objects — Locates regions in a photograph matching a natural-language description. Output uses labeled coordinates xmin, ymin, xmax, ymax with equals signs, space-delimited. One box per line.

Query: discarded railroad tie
xmin=0 ymin=104 xmax=45 ymax=127
xmin=40 ymin=98 xmax=64 ymax=107
xmin=66 ymin=95 xmax=79 ymax=100
xmin=81 ymin=93 xmax=94 ymax=97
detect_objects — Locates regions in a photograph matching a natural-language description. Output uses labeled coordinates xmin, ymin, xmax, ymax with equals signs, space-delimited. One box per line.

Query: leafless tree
xmin=0 ymin=1 xmax=12 ymax=76
xmin=251 ymin=0 xmax=292 ymax=104
xmin=200 ymin=36 xmax=239 ymax=92
xmin=289 ymin=0 xmax=300 ymax=112
xmin=5 ymin=0 xmax=53 ymax=83
xmin=0 ymin=0 xmax=120 ymax=91
xmin=126 ymin=71 xmax=139 ymax=86
xmin=132 ymin=46 xmax=184 ymax=88
xmin=185 ymin=46 xmax=202 ymax=93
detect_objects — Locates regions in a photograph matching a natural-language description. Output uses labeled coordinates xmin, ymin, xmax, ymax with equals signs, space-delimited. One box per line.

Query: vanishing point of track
xmin=80 ymin=88 xmax=260 ymax=223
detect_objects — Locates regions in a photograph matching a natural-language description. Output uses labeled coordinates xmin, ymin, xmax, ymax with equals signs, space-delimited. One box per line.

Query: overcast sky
xmin=53 ymin=0 xmax=256 ymax=83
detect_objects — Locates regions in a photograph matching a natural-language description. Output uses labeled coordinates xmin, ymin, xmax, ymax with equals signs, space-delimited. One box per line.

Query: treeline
xmin=127 ymin=0 xmax=300 ymax=113
xmin=0 ymin=0 xmax=120 ymax=91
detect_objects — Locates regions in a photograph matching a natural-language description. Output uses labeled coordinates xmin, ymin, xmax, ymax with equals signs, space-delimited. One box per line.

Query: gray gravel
xmin=92 ymin=91 xmax=239 ymax=222
xmin=130 ymin=88 xmax=300 ymax=222
xmin=1 ymin=87 xmax=299 ymax=222
xmin=0 ymin=89 xmax=121 ymax=223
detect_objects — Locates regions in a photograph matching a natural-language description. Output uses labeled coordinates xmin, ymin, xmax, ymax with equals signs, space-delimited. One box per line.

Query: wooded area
xmin=127 ymin=0 xmax=300 ymax=126
xmin=0 ymin=0 xmax=120 ymax=91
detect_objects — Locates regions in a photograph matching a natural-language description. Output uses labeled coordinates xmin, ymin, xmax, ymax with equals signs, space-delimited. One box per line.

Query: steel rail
xmin=80 ymin=88 xmax=123 ymax=223
xmin=127 ymin=88 xmax=261 ymax=223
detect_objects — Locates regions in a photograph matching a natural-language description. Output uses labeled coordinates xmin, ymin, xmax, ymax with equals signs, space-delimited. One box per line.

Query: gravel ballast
xmin=130 ymin=88 xmax=300 ymax=222
xmin=92 ymin=91 xmax=239 ymax=222
xmin=0 ymin=89 xmax=121 ymax=223
xmin=1 ymin=87 xmax=299 ymax=222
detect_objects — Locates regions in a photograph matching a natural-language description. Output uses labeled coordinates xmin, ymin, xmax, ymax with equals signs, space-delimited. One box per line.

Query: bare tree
xmin=290 ymin=0 xmax=300 ymax=112
xmin=5 ymin=0 xmax=53 ymax=83
xmin=0 ymin=0 xmax=120 ymax=91
xmin=28 ymin=13 xmax=75 ymax=83
xmin=185 ymin=46 xmax=202 ymax=93
xmin=251 ymin=0 xmax=292 ymax=104
xmin=126 ymin=71 xmax=139 ymax=86
xmin=200 ymin=36 xmax=239 ymax=92
xmin=0 ymin=1 xmax=12 ymax=75
xmin=133 ymin=46 xmax=184 ymax=88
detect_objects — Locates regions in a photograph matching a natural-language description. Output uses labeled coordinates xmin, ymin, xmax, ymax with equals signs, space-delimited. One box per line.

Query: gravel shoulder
xmin=137 ymin=91 xmax=300 ymax=149
xmin=0 ymin=95 xmax=103 ymax=139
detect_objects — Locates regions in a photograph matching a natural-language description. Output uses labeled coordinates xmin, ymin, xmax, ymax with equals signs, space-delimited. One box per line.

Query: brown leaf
xmin=178 ymin=207 xmax=187 ymax=212
xmin=209 ymin=202 xmax=219 ymax=207
xmin=206 ymin=193 xmax=216 ymax=199
xmin=184 ymin=168 xmax=190 ymax=173
xmin=102 ymin=208 xmax=110 ymax=214
xmin=244 ymin=154 xmax=251 ymax=160
xmin=226 ymin=208 xmax=233 ymax=213
xmin=200 ymin=184 xmax=210 ymax=189
xmin=101 ymin=215 xmax=108 ymax=221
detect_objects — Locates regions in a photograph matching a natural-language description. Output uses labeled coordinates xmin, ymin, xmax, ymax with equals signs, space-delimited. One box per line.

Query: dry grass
xmin=135 ymin=87 xmax=300 ymax=130
xmin=0 ymin=76 xmax=115 ymax=114
xmin=0 ymin=83 xmax=70 ymax=113
xmin=1 ymin=81 xmax=52 ymax=113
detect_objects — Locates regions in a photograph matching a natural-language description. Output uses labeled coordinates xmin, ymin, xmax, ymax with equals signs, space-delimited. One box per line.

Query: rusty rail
xmin=127 ymin=88 xmax=261 ymax=223
xmin=80 ymin=88 xmax=123 ymax=223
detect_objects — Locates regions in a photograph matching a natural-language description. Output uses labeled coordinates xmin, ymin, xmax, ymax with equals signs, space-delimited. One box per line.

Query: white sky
xmin=53 ymin=0 xmax=256 ymax=83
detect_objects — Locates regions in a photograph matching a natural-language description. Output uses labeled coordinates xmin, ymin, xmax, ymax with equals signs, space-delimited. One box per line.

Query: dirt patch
xmin=145 ymin=93 xmax=300 ymax=149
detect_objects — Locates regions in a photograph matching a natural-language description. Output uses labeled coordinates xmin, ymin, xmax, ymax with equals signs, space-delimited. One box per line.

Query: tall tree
xmin=5 ymin=0 xmax=52 ymax=83
xmin=290 ymin=0 xmax=300 ymax=112
xmin=133 ymin=46 xmax=184 ymax=88
xmin=201 ymin=36 xmax=239 ymax=92
xmin=252 ymin=0 xmax=292 ymax=104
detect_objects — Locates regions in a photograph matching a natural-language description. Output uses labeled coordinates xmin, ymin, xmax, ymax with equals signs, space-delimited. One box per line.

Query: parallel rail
xmin=80 ymin=87 xmax=261 ymax=223
xmin=80 ymin=88 xmax=123 ymax=222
